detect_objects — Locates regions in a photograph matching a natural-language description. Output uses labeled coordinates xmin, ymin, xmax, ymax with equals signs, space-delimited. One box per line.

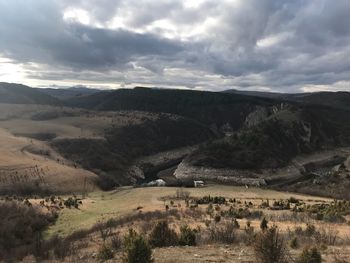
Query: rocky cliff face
xmin=243 ymin=106 xmax=269 ymax=128
xmin=125 ymin=145 xmax=198 ymax=184
xmin=174 ymin=160 xmax=267 ymax=187
xmin=187 ymin=104 xmax=350 ymax=172
xmin=243 ymin=103 xmax=295 ymax=128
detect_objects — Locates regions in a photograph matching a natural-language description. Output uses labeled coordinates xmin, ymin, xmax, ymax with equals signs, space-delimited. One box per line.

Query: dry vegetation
xmin=0 ymin=102 xmax=215 ymax=192
xmin=1 ymin=103 xmax=350 ymax=262
xmin=0 ymin=127 xmax=98 ymax=194
xmin=0 ymin=185 xmax=349 ymax=262
xmin=0 ymin=103 xmax=184 ymax=194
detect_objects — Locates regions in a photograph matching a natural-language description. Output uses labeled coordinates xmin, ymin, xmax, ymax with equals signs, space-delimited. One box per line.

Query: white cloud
xmin=0 ymin=55 xmax=26 ymax=83
xmin=302 ymin=81 xmax=350 ymax=92
xmin=63 ymin=8 xmax=92 ymax=26
xmin=256 ymin=33 xmax=291 ymax=48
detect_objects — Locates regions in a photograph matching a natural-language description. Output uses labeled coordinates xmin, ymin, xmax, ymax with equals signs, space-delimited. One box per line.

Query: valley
xmin=1 ymin=84 xmax=350 ymax=198
xmin=0 ymin=83 xmax=350 ymax=262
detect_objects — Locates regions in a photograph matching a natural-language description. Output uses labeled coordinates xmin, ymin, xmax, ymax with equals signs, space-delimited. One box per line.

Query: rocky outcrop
xmin=345 ymin=156 xmax=350 ymax=169
xmin=174 ymin=160 xmax=267 ymax=187
xmin=243 ymin=103 xmax=293 ymax=128
xmin=175 ymin=147 xmax=350 ymax=188
xmin=125 ymin=145 xmax=199 ymax=183
xmin=244 ymin=106 xmax=269 ymax=128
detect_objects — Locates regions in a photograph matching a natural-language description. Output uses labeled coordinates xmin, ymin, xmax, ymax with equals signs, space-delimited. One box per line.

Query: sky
xmin=0 ymin=0 xmax=350 ymax=93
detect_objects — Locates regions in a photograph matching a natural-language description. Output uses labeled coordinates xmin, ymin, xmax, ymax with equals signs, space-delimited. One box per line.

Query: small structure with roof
xmin=193 ymin=180 xmax=205 ymax=187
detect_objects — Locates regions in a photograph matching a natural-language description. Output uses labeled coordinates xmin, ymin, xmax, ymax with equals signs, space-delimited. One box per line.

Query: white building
xmin=194 ymin=180 xmax=204 ymax=187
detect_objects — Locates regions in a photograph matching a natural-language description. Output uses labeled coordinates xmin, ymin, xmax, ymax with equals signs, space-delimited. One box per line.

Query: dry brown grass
xmin=0 ymin=103 xmax=171 ymax=194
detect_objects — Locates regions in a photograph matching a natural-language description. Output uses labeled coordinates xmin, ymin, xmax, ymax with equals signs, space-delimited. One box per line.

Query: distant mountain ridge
xmin=288 ymin=91 xmax=350 ymax=111
xmin=0 ymin=82 xmax=60 ymax=105
xmin=223 ymin=89 xmax=288 ymax=98
xmin=224 ymin=89 xmax=350 ymax=111
xmin=2 ymin=82 xmax=349 ymax=112
xmin=37 ymin=86 xmax=102 ymax=100
xmin=65 ymin=87 xmax=277 ymax=129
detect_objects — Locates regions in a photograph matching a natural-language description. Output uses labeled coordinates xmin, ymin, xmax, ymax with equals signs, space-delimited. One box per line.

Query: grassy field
xmin=39 ymin=185 xmax=350 ymax=262
xmin=46 ymin=185 xmax=331 ymax=237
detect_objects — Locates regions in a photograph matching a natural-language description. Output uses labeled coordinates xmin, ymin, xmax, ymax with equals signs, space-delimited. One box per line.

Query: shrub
xmin=110 ymin=234 xmax=122 ymax=251
xmin=95 ymin=222 xmax=112 ymax=242
xmin=175 ymin=188 xmax=190 ymax=199
xmin=179 ymin=225 xmax=196 ymax=246
xmin=296 ymin=247 xmax=322 ymax=263
xmin=260 ymin=199 xmax=270 ymax=208
xmin=333 ymin=255 xmax=349 ymax=263
xmin=97 ymin=243 xmax=115 ymax=262
xmin=224 ymin=206 xmax=263 ymax=219
xmin=323 ymin=211 xmax=345 ymax=223
xmin=294 ymin=226 xmax=303 ymax=235
xmin=0 ymin=201 xmax=57 ymax=261
xmin=149 ymin=221 xmax=178 ymax=248
xmin=233 ymin=218 xmax=240 ymax=229
xmin=304 ymin=200 xmax=350 ymax=223
xmin=196 ymin=195 xmax=226 ymax=205
xmin=208 ymin=221 xmax=238 ymax=244
xmin=272 ymin=200 xmax=291 ymax=210
xmin=244 ymin=222 xmax=255 ymax=245
xmin=253 ymin=226 xmax=288 ymax=263
xmin=206 ymin=204 xmax=214 ymax=215
xmin=316 ymin=226 xmax=338 ymax=246
xmin=51 ymin=236 xmax=71 ymax=260
xmin=64 ymin=197 xmax=80 ymax=209
xmin=304 ymin=224 xmax=316 ymax=237
xmin=289 ymin=197 xmax=300 ymax=204
xmin=214 ymin=215 xmax=221 ymax=223
xmin=123 ymin=229 xmax=153 ymax=263
xmin=260 ymin=217 xmax=268 ymax=231
xmin=289 ymin=237 xmax=299 ymax=249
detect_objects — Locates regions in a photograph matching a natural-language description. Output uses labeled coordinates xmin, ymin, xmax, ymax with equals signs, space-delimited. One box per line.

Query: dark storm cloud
xmin=1 ymin=0 xmax=350 ymax=91
xmin=0 ymin=1 xmax=183 ymax=70
xmin=205 ymin=0 xmax=350 ymax=91
xmin=43 ymin=25 xmax=183 ymax=69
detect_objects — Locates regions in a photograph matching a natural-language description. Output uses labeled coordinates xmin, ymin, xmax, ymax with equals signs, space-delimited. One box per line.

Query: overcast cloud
xmin=0 ymin=0 xmax=350 ymax=92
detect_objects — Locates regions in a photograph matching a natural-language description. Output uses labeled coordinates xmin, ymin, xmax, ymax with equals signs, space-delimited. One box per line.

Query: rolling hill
xmin=38 ymin=86 xmax=102 ymax=100
xmin=188 ymin=104 xmax=350 ymax=170
xmin=66 ymin=87 xmax=278 ymax=130
xmin=224 ymin=89 xmax=350 ymax=111
xmin=0 ymin=82 xmax=60 ymax=105
xmin=1 ymin=83 xmax=350 ymax=198
xmin=288 ymin=91 xmax=350 ymax=111
xmin=223 ymin=89 xmax=287 ymax=99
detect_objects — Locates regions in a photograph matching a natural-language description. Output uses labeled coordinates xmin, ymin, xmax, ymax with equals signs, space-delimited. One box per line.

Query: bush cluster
xmin=305 ymin=200 xmax=350 ymax=223
xmin=271 ymin=200 xmax=291 ymax=210
xmin=63 ymin=196 xmax=82 ymax=209
xmin=178 ymin=225 xmax=197 ymax=246
xmin=253 ymin=226 xmax=288 ymax=263
xmin=149 ymin=221 xmax=178 ymax=247
xmin=97 ymin=243 xmax=115 ymax=261
xmin=296 ymin=247 xmax=322 ymax=263
xmin=195 ymin=195 xmax=226 ymax=205
xmin=208 ymin=220 xmax=239 ymax=244
xmin=0 ymin=201 xmax=57 ymax=261
xmin=222 ymin=206 xmax=263 ymax=219
xmin=123 ymin=229 xmax=153 ymax=263
xmin=148 ymin=221 xmax=197 ymax=248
